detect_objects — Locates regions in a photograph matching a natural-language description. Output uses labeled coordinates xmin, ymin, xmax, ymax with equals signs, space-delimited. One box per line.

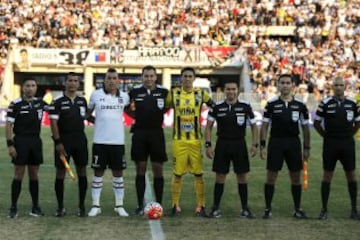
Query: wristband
xmin=6 ymin=140 xmax=14 ymax=147
xmin=303 ymin=146 xmax=311 ymax=150
xmin=205 ymin=141 xmax=212 ymax=148
xmin=253 ymin=143 xmax=259 ymax=148
xmin=260 ymin=140 xmax=266 ymax=148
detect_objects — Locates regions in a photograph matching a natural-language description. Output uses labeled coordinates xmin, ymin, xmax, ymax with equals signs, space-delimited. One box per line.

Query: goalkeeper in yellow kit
xmin=166 ymin=67 xmax=214 ymax=217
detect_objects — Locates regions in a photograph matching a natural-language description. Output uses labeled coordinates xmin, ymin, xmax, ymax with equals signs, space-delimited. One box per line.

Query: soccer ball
xmin=144 ymin=202 xmax=163 ymax=220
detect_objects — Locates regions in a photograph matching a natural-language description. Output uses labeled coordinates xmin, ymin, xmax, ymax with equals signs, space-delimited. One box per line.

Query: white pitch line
xmin=145 ymin=173 xmax=165 ymax=240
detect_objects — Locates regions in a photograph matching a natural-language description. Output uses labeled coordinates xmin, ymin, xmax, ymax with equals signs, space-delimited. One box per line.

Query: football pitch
xmin=0 ymin=127 xmax=359 ymax=240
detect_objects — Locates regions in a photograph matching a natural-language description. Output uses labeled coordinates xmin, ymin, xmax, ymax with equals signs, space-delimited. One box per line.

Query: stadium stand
xmin=0 ymin=0 xmax=359 ymax=100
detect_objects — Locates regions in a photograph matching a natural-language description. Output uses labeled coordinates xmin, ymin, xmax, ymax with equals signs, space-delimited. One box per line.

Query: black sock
xmin=238 ymin=183 xmax=248 ymax=210
xmin=291 ymin=184 xmax=302 ymax=210
xmin=11 ymin=179 xmax=22 ymax=208
xmin=321 ymin=181 xmax=330 ymax=211
xmin=29 ymin=180 xmax=39 ymax=208
xmin=213 ymin=183 xmax=224 ymax=209
xmin=348 ymin=181 xmax=357 ymax=211
xmin=78 ymin=176 xmax=87 ymax=209
xmin=264 ymin=183 xmax=274 ymax=210
xmin=55 ymin=178 xmax=64 ymax=209
xmin=135 ymin=175 xmax=145 ymax=207
xmin=154 ymin=177 xmax=164 ymax=204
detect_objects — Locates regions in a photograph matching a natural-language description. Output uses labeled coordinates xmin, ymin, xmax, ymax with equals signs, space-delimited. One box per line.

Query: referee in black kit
xmin=48 ymin=72 xmax=88 ymax=217
xmin=205 ymin=81 xmax=258 ymax=218
xmin=6 ymin=78 xmax=47 ymax=218
xmin=314 ymin=76 xmax=360 ymax=220
xmin=260 ymin=74 xmax=310 ymax=219
xmin=126 ymin=65 xmax=169 ymax=215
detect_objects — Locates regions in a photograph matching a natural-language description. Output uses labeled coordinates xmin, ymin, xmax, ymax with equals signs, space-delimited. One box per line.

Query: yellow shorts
xmin=172 ymin=140 xmax=203 ymax=175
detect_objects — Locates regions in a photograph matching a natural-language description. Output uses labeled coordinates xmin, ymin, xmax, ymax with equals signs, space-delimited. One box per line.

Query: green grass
xmin=0 ymin=127 xmax=359 ymax=240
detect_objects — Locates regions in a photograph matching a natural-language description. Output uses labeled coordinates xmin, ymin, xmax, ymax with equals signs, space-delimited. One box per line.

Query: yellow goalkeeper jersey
xmin=166 ymin=87 xmax=212 ymax=140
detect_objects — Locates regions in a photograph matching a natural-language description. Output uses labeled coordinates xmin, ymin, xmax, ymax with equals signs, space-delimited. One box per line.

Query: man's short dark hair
xmin=20 ymin=48 xmax=27 ymax=54
xmin=224 ymin=81 xmax=239 ymax=88
xmin=278 ymin=74 xmax=293 ymax=82
xmin=181 ymin=67 xmax=196 ymax=76
xmin=142 ymin=65 xmax=157 ymax=75
xmin=22 ymin=77 xmax=36 ymax=86
xmin=107 ymin=68 xmax=117 ymax=74
xmin=67 ymin=72 xmax=77 ymax=79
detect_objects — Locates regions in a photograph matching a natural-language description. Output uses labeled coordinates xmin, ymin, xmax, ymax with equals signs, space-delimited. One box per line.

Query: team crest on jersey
xmin=292 ymin=111 xmax=299 ymax=121
xmin=80 ymin=106 xmax=86 ymax=117
xmin=157 ymin=99 xmax=164 ymax=109
xmin=237 ymin=115 xmax=245 ymax=126
xmin=185 ymin=99 xmax=190 ymax=105
xmin=346 ymin=110 xmax=354 ymax=121
xmin=118 ymin=97 xmax=123 ymax=104
xmin=37 ymin=109 xmax=43 ymax=120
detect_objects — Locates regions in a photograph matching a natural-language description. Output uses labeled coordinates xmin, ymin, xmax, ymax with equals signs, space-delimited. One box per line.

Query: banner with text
xmin=13 ymin=46 xmax=245 ymax=68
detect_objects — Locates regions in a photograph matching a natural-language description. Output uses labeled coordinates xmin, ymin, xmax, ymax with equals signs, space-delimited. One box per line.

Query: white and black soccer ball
xmin=144 ymin=202 xmax=163 ymax=220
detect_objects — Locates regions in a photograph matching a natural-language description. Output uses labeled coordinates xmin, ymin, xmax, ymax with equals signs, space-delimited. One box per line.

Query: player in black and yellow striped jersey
xmin=166 ymin=67 xmax=213 ymax=217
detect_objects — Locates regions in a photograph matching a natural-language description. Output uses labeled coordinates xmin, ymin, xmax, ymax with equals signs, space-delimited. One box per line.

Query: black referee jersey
xmin=6 ymin=97 xmax=47 ymax=136
xmin=208 ymin=100 xmax=256 ymax=139
xmin=263 ymin=96 xmax=309 ymax=138
xmin=315 ymin=96 xmax=360 ymax=138
xmin=129 ymin=85 xmax=168 ymax=129
xmin=48 ymin=94 xmax=88 ymax=134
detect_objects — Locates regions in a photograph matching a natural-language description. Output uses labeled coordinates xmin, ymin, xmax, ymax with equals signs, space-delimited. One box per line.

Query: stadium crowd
xmin=0 ymin=0 xmax=359 ymax=100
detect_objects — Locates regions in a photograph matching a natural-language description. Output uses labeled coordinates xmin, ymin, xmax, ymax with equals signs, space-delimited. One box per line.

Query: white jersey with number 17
xmin=89 ymin=89 xmax=130 ymax=145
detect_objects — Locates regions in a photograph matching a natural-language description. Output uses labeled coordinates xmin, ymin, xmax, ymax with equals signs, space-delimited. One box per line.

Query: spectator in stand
xmin=0 ymin=0 xmax=359 ymax=101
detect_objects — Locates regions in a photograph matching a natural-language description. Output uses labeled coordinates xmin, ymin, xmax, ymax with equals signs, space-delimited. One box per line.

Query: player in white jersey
xmin=87 ymin=68 xmax=130 ymax=217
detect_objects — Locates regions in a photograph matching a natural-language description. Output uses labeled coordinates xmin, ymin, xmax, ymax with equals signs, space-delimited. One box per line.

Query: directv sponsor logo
xmin=100 ymin=105 xmax=121 ymax=110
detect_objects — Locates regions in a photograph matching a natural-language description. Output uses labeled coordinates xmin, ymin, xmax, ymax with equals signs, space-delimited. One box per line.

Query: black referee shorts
xmin=13 ymin=135 xmax=43 ymax=166
xmin=322 ymin=137 xmax=355 ymax=172
xmin=131 ymin=128 xmax=167 ymax=163
xmin=55 ymin=132 xmax=88 ymax=168
xmin=267 ymin=137 xmax=302 ymax=172
xmin=213 ymin=138 xmax=249 ymax=174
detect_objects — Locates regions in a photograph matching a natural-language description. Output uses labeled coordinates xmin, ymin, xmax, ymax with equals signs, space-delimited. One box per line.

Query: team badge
xmin=80 ymin=106 xmax=86 ymax=117
xmin=37 ymin=109 xmax=43 ymax=120
xmin=157 ymin=99 xmax=164 ymax=109
xmin=237 ymin=115 xmax=245 ymax=126
xmin=118 ymin=97 xmax=123 ymax=104
xmin=185 ymin=99 xmax=190 ymax=105
xmin=292 ymin=111 xmax=299 ymax=121
xmin=346 ymin=110 xmax=354 ymax=121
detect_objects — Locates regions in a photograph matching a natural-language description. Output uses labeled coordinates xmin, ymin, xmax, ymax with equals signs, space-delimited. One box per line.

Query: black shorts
xmin=267 ymin=137 xmax=302 ymax=172
xmin=55 ymin=133 xmax=88 ymax=169
xmin=131 ymin=128 xmax=167 ymax=163
xmin=92 ymin=144 xmax=126 ymax=170
xmin=213 ymin=139 xmax=249 ymax=174
xmin=13 ymin=135 xmax=43 ymax=166
xmin=323 ymin=137 xmax=355 ymax=171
